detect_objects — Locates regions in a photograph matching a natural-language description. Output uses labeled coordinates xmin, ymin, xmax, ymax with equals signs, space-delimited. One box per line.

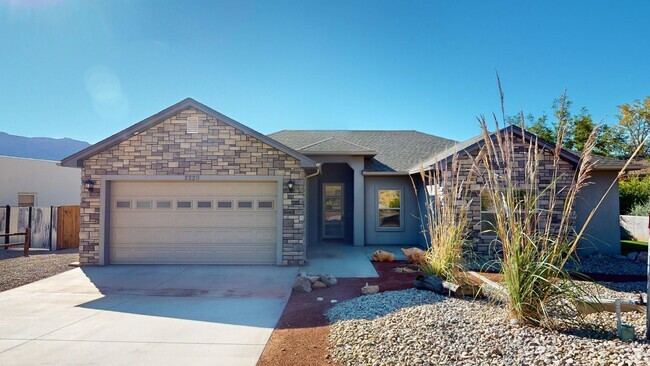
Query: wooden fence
xmin=0 ymin=205 xmax=80 ymax=250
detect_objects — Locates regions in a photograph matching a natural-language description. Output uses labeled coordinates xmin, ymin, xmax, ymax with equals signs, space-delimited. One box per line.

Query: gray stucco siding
xmin=364 ymin=176 xmax=422 ymax=245
xmin=575 ymin=171 xmax=621 ymax=256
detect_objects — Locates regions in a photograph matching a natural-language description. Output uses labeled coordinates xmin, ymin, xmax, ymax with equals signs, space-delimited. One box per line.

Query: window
xmin=258 ymin=200 xmax=274 ymax=209
xmin=177 ymin=200 xmax=193 ymax=209
xmin=237 ymin=200 xmax=253 ymax=209
xmin=18 ymin=193 xmax=35 ymax=207
xmin=197 ymin=200 xmax=212 ymax=209
xmin=217 ymin=201 xmax=233 ymax=209
xmin=377 ymin=189 xmax=401 ymax=228
xmin=480 ymin=189 xmax=530 ymax=236
xmin=116 ymin=200 xmax=131 ymax=209
xmin=136 ymin=200 xmax=152 ymax=209
xmin=156 ymin=200 xmax=172 ymax=209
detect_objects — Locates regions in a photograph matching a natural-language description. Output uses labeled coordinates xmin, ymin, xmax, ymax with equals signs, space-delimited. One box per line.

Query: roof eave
xmin=363 ymin=171 xmax=409 ymax=176
xmin=301 ymin=151 xmax=378 ymax=157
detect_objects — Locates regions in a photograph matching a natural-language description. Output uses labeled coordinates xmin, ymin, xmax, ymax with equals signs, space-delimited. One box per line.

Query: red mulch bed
xmin=257 ymin=261 xmax=420 ymax=366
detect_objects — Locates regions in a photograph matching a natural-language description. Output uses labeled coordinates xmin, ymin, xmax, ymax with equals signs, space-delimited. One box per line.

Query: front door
xmin=322 ymin=183 xmax=344 ymax=239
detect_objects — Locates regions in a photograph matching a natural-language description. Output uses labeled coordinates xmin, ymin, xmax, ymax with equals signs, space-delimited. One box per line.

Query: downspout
xmin=303 ymin=163 xmax=321 ymax=264
xmin=305 ymin=163 xmax=322 ymax=180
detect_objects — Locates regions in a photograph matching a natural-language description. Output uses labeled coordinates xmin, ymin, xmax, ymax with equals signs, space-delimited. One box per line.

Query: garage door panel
xmin=110 ymin=245 xmax=275 ymax=264
xmin=109 ymin=181 xmax=279 ymax=265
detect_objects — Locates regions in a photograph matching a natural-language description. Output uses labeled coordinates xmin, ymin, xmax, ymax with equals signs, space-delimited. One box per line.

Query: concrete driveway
xmin=0 ymin=265 xmax=298 ymax=366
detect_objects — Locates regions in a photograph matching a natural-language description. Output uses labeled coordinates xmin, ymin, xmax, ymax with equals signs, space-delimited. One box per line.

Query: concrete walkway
xmin=0 ymin=265 xmax=298 ymax=366
xmin=301 ymin=244 xmax=409 ymax=278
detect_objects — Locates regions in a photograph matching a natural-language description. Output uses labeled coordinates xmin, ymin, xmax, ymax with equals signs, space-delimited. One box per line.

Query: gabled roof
xmin=410 ymin=125 xmax=635 ymax=173
xmin=297 ymin=137 xmax=377 ymax=155
xmin=269 ymin=130 xmax=456 ymax=172
xmin=60 ymin=98 xmax=316 ymax=168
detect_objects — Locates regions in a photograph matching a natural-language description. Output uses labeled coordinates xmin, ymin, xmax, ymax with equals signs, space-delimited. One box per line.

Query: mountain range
xmin=0 ymin=132 xmax=90 ymax=161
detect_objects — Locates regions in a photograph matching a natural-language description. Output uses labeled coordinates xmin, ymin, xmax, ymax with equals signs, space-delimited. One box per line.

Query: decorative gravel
xmin=0 ymin=248 xmax=78 ymax=292
xmin=568 ymin=254 xmax=647 ymax=276
xmin=328 ymin=288 xmax=650 ymax=366
xmin=468 ymin=253 xmax=647 ymax=276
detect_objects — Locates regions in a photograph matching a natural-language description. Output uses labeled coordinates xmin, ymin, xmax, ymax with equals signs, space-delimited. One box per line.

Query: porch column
xmin=352 ymin=160 xmax=365 ymax=246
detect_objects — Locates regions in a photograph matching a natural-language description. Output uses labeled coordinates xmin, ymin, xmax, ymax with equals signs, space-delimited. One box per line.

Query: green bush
xmin=619 ymin=174 xmax=650 ymax=214
xmin=629 ymin=199 xmax=650 ymax=216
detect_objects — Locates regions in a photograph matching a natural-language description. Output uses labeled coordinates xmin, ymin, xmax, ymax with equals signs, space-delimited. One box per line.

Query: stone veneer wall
xmin=79 ymin=108 xmax=305 ymax=265
xmin=451 ymin=136 xmax=577 ymax=257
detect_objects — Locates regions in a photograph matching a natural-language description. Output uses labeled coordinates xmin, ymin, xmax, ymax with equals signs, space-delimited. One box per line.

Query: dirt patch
xmin=257 ymin=261 xmax=419 ymax=366
xmin=0 ymin=248 xmax=78 ymax=292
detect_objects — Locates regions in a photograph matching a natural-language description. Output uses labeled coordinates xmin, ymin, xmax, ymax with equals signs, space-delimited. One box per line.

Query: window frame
xmin=17 ymin=193 xmax=36 ymax=207
xmin=375 ymin=187 xmax=404 ymax=232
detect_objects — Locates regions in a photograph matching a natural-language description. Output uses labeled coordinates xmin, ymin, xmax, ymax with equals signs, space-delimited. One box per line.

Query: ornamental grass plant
xmin=469 ymin=89 xmax=643 ymax=326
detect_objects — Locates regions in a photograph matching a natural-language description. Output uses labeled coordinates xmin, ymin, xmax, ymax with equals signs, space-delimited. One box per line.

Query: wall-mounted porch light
xmin=287 ymin=179 xmax=295 ymax=192
xmin=83 ymin=179 xmax=95 ymax=193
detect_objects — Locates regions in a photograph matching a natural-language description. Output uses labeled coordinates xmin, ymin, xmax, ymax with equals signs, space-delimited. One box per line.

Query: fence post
xmin=24 ymin=227 xmax=30 ymax=257
xmin=4 ymin=205 xmax=9 ymax=245
xmin=48 ymin=206 xmax=54 ymax=250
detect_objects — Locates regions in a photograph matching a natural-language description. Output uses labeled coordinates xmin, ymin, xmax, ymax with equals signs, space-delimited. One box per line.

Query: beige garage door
xmin=109 ymin=181 xmax=278 ymax=264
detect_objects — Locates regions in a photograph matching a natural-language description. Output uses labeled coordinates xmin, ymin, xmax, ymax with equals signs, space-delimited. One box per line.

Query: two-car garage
xmin=107 ymin=180 xmax=280 ymax=265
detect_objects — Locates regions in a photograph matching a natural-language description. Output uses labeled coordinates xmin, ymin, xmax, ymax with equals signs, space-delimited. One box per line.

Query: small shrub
xmin=628 ymin=199 xmax=650 ymax=216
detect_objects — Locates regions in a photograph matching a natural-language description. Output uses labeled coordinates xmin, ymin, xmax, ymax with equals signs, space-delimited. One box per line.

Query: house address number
xmin=184 ymin=175 xmax=200 ymax=181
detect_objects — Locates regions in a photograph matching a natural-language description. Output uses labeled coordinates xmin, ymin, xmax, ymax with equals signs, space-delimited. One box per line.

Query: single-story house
xmin=0 ymin=155 xmax=81 ymax=207
xmin=61 ymin=98 xmax=629 ymax=265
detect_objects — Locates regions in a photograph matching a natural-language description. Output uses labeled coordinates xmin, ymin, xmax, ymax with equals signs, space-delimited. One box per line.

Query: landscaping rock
xmin=371 ymin=250 xmax=395 ymax=262
xmin=312 ymin=280 xmax=327 ymax=289
xmin=413 ymin=274 xmax=445 ymax=294
xmin=306 ymin=275 xmax=320 ymax=284
xmin=401 ymin=247 xmax=426 ymax=265
xmin=293 ymin=276 xmax=312 ymax=293
xmin=328 ymin=286 xmax=650 ymax=366
xmin=319 ymin=274 xmax=338 ymax=286
xmin=361 ymin=283 xmax=379 ymax=295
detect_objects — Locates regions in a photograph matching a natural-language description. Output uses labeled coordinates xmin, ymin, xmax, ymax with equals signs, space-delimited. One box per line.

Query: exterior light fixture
xmin=287 ymin=179 xmax=295 ymax=192
xmin=84 ymin=179 xmax=95 ymax=192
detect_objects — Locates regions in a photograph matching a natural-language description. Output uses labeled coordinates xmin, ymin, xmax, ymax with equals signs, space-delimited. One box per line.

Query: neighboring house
xmin=61 ymin=98 xmax=630 ymax=266
xmin=0 ymin=155 xmax=81 ymax=207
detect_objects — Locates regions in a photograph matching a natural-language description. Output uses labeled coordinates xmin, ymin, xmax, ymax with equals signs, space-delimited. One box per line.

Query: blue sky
xmin=0 ymin=1 xmax=648 ymax=143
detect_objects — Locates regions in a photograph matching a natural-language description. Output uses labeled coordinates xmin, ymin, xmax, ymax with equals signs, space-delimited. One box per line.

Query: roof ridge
xmin=297 ymin=136 xmax=335 ymax=150
xmin=327 ymin=136 xmax=374 ymax=151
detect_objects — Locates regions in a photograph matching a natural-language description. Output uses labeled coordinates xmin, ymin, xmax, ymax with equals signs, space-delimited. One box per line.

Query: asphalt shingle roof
xmin=268 ymin=130 xmax=456 ymax=172
xmin=298 ymin=137 xmax=375 ymax=153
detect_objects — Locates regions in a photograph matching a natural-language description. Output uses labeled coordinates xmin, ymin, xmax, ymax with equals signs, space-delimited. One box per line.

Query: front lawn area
xmin=621 ymin=239 xmax=648 ymax=254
